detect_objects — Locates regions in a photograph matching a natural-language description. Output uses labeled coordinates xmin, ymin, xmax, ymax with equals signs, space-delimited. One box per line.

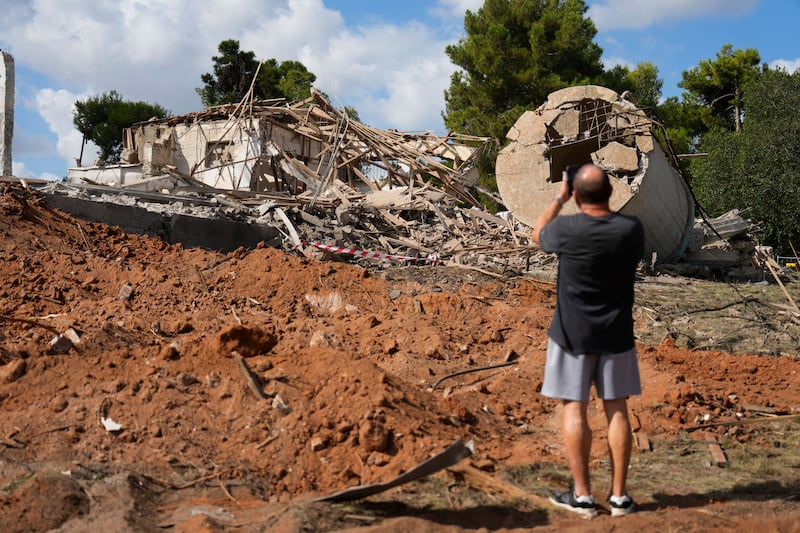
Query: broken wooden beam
xmin=232 ymin=351 xmax=266 ymax=400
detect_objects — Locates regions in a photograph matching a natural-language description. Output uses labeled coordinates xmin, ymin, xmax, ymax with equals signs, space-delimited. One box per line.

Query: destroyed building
xmin=67 ymin=91 xmax=488 ymax=207
xmin=57 ymin=92 xmax=542 ymax=269
xmin=496 ymin=85 xmax=695 ymax=264
xmin=53 ymin=85 xmax=765 ymax=279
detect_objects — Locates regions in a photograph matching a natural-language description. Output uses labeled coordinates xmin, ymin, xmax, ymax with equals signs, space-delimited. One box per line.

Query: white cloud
xmin=770 ymin=58 xmax=800 ymax=73
xmin=12 ymin=130 xmax=56 ymax=158
xmin=2 ymin=0 xmax=462 ymax=129
xmin=1 ymin=0 xmax=475 ymax=176
xmin=292 ymin=20 xmax=455 ymax=131
xmin=34 ymin=88 xmax=99 ymax=167
xmin=602 ymin=55 xmax=633 ymax=70
xmin=588 ymin=0 xmax=758 ymax=31
xmin=362 ymin=50 xmax=454 ymax=132
xmin=241 ymin=0 xmax=342 ymax=59
xmin=436 ymin=0 xmax=484 ymax=17
xmin=12 ymin=160 xmax=61 ymax=181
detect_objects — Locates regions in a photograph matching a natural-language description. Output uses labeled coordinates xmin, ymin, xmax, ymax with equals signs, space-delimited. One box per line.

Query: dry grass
xmin=635 ymin=275 xmax=800 ymax=356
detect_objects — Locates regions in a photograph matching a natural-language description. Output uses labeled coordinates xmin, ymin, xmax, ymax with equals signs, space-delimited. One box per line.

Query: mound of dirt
xmin=1 ymin=186 xmax=799 ymax=531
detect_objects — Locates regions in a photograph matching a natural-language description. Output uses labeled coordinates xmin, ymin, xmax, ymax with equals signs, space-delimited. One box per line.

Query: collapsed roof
xmin=54 ymin=85 xmax=765 ymax=280
xmin=69 ymin=91 xmax=490 ymax=209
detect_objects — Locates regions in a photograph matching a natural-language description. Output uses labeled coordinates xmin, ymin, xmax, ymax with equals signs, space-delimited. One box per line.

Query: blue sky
xmin=1 ymin=0 xmax=798 ymax=180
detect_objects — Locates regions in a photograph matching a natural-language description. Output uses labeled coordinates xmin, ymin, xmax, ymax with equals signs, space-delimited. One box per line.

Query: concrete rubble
xmin=19 ymin=85 xmax=768 ymax=280
xmin=51 ymin=92 xmax=544 ymax=275
xmin=496 ymin=85 xmax=695 ymax=264
xmin=68 ymin=91 xmax=489 ymax=207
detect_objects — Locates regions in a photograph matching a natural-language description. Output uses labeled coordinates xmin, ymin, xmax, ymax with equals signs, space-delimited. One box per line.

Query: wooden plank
xmin=233 ymin=351 xmax=266 ymax=401
xmin=634 ymin=432 xmax=652 ymax=452
xmin=701 ymin=431 xmax=727 ymax=466
xmin=761 ymin=251 xmax=800 ymax=314
xmin=447 ymin=464 xmax=558 ymax=510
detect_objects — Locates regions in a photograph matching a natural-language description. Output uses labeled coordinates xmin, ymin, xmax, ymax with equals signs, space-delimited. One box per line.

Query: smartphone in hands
xmin=565 ymin=165 xmax=580 ymax=194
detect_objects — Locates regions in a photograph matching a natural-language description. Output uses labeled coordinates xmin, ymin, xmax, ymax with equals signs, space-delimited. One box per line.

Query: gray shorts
xmin=541 ymin=338 xmax=641 ymax=402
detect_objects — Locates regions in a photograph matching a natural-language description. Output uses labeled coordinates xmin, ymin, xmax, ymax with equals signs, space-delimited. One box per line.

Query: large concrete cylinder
xmin=496 ymin=85 xmax=694 ymax=264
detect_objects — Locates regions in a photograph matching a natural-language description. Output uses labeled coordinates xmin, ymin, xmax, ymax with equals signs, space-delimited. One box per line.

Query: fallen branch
xmin=0 ymin=314 xmax=60 ymax=333
xmin=233 ymin=351 xmax=266 ymax=400
xmin=219 ymin=476 xmax=238 ymax=502
xmin=142 ymin=471 xmax=221 ymax=490
xmin=446 ymin=463 xmax=557 ymax=510
xmin=681 ymin=297 xmax=759 ymax=315
xmin=761 ymin=251 xmax=800 ymax=314
xmin=195 ymin=265 xmax=209 ymax=293
xmin=76 ymin=222 xmax=92 ymax=252
xmin=315 ymin=438 xmax=473 ymax=502
xmin=686 ymin=413 xmax=800 ymax=431
xmin=432 ymin=358 xmax=518 ymax=390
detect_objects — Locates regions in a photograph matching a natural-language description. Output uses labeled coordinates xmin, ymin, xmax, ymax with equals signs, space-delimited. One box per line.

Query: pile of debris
xmin=69 ymin=91 xmax=490 ymax=207
xmin=37 ymin=178 xmax=538 ymax=276
xmin=37 ymin=86 xmax=772 ymax=281
xmin=658 ymin=209 xmax=771 ymax=281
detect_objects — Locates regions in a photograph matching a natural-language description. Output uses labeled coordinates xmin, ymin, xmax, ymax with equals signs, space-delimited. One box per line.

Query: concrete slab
xmin=44 ymin=194 xmax=280 ymax=253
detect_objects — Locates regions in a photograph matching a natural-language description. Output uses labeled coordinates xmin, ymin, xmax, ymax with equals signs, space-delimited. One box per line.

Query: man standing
xmin=531 ymin=164 xmax=644 ymax=518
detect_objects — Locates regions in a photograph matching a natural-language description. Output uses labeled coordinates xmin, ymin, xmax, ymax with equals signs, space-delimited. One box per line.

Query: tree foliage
xmin=679 ymin=44 xmax=762 ymax=132
xmin=442 ymin=0 xmax=604 ymax=198
xmin=598 ymin=61 xmax=663 ymax=110
xmin=73 ymin=90 xmax=169 ymax=163
xmin=197 ymin=40 xmax=317 ymax=107
xmin=690 ymin=67 xmax=800 ymax=254
xmin=443 ymin=0 xmax=603 ymax=144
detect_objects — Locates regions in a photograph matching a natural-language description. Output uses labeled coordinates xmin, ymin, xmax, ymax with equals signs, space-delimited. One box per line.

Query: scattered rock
xmin=118 ymin=282 xmax=134 ymax=301
xmin=48 ymin=334 xmax=73 ymax=354
xmin=358 ymin=420 xmax=390 ymax=453
xmin=310 ymin=330 xmax=338 ymax=348
xmin=160 ymin=344 xmax=180 ymax=360
xmin=211 ymin=325 xmax=277 ymax=357
xmin=383 ymin=339 xmax=399 ymax=354
xmin=272 ymin=394 xmax=292 ymax=416
xmin=52 ymin=395 xmax=69 ymax=413
xmin=176 ymin=373 xmax=199 ymax=387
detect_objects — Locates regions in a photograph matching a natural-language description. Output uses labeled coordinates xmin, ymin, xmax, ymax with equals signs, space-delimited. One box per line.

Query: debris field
xmin=0 ymin=184 xmax=799 ymax=531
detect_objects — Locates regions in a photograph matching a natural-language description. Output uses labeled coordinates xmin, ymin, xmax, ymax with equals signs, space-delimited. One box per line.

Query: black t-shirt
xmin=539 ymin=212 xmax=644 ymax=354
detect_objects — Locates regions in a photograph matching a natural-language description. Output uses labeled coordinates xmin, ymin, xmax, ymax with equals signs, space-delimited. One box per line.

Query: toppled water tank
xmin=496 ymin=85 xmax=694 ymax=264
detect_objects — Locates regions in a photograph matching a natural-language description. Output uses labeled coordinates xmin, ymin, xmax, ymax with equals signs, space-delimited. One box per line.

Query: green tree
xmin=679 ymin=44 xmax=763 ymax=132
xmin=276 ymin=60 xmax=317 ymax=102
xmin=626 ymin=62 xmax=662 ymax=110
xmin=651 ymin=96 xmax=699 ymax=158
xmin=597 ymin=64 xmax=635 ymax=95
xmin=197 ymin=40 xmax=259 ymax=106
xmin=197 ymin=40 xmax=317 ymax=106
xmin=444 ymin=0 xmax=603 ymax=143
xmin=73 ymin=90 xmax=169 ymax=164
xmin=443 ymin=0 xmax=603 ymax=197
xmin=690 ymin=67 xmax=800 ymax=254
xmin=597 ymin=61 xmax=662 ymax=109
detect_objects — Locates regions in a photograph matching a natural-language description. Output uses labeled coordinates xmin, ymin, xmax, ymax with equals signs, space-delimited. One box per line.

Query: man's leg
xmin=562 ymin=400 xmax=592 ymax=497
xmin=603 ymin=397 xmax=632 ymax=497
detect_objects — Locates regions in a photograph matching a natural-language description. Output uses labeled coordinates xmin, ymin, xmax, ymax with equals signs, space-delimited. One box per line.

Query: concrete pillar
xmin=1 ymin=50 xmax=14 ymax=177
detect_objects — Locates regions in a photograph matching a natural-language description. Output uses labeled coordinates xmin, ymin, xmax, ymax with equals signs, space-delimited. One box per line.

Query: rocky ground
xmin=1 ymin=185 xmax=798 ymax=532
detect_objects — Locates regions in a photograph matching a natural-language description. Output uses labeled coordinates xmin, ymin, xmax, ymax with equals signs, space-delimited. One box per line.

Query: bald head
xmin=574 ymin=164 xmax=612 ymax=205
